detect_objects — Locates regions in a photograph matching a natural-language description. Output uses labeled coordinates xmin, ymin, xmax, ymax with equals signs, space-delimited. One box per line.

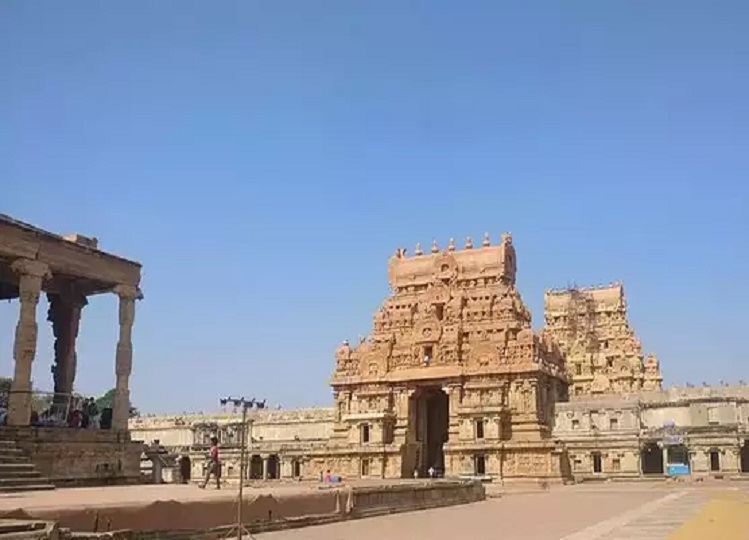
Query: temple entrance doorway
xmin=407 ymin=386 xmax=449 ymax=477
xmin=741 ymin=441 xmax=749 ymax=473
xmin=641 ymin=443 xmax=664 ymax=475
xmin=709 ymin=449 xmax=721 ymax=472
xmin=666 ymin=445 xmax=689 ymax=469
xmin=249 ymin=455 xmax=263 ymax=479
xmin=267 ymin=454 xmax=279 ymax=479
xmin=179 ymin=456 xmax=191 ymax=483
xmin=663 ymin=444 xmax=690 ymax=477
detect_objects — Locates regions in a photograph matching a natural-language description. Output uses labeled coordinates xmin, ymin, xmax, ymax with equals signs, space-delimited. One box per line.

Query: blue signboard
xmin=666 ymin=464 xmax=690 ymax=477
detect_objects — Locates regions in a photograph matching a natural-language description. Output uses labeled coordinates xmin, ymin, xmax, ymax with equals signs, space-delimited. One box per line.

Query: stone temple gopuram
xmin=319 ymin=234 xmax=570 ymax=480
xmin=544 ymin=284 xmax=663 ymax=396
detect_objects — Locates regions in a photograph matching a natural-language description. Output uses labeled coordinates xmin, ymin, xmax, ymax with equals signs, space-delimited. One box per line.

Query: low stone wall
xmin=1 ymin=490 xmax=341 ymax=533
xmin=1 ymin=427 xmax=142 ymax=486
xmin=351 ymin=480 xmax=485 ymax=518
xmin=8 ymin=481 xmax=485 ymax=539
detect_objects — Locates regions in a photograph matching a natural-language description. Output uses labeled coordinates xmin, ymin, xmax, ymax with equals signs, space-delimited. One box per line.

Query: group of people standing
xmin=0 ymin=395 xmax=107 ymax=428
xmin=27 ymin=396 xmax=112 ymax=429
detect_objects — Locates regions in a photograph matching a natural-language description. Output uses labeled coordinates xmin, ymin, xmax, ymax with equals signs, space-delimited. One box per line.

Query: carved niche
xmin=357 ymin=337 xmax=393 ymax=378
xmin=374 ymin=307 xmax=392 ymax=332
xmin=335 ymin=341 xmax=359 ymax=376
xmin=425 ymin=281 xmax=451 ymax=306
xmin=467 ymin=337 xmax=497 ymax=372
xmin=445 ymin=292 xmax=464 ymax=321
xmin=413 ymin=314 xmax=443 ymax=344
xmin=643 ymin=353 xmax=659 ymax=373
xmin=432 ymin=253 xmax=459 ymax=284
xmin=590 ymin=373 xmax=612 ymax=393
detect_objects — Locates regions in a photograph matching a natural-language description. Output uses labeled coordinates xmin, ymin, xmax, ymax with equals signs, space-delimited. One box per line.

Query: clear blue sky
xmin=1 ymin=1 xmax=747 ymax=414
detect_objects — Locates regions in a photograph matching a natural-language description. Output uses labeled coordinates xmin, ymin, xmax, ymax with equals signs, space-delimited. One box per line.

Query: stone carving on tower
xmin=543 ymin=283 xmax=663 ymax=396
xmin=322 ymin=233 xmax=570 ymax=481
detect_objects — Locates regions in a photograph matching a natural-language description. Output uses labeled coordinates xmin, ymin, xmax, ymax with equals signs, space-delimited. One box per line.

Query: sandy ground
xmin=257 ymin=484 xmax=749 ymax=540
xmin=0 ymin=482 xmax=345 ymax=532
xmin=0 ymin=483 xmax=314 ymax=511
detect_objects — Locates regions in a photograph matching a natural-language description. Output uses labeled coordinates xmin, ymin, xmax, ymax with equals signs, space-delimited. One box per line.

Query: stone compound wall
xmin=129 ymin=409 xmax=335 ymax=448
xmin=133 ymin=383 xmax=749 ymax=483
xmin=552 ymin=386 xmax=749 ymax=480
xmin=130 ymin=409 xmax=335 ymax=482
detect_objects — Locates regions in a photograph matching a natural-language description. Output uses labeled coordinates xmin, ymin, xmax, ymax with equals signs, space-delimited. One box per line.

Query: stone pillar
xmin=262 ymin=456 xmax=269 ymax=480
xmin=637 ymin=447 xmax=643 ymax=476
xmin=48 ymin=291 xmax=88 ymax=399
xmin=528 ymin=380 xmax=538 ymax=415
xmin=8 ymin=259 xmax=51 ymax=426
xmin=112 ymin=284 xmax=143 ymax=431
xmin=662 ymin=446 xmax=669 ymax=476
xmin=443 ymin=385 xmax=460 ymax=440
xmin=393 ymin=388 xmax=411 ymax=444
xmin=733 ymin=446 xmax=741 ymax=473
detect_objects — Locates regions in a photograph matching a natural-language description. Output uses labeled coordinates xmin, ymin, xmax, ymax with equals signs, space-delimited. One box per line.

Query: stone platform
xmin=0 ymin=480 xmax=484 ymax=536
xmin=0 ymin=427 xmax=142 ymax=487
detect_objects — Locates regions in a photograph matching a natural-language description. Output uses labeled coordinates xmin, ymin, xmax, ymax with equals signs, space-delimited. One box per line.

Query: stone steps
xmin=0 ymin=462 xmax=39 ymax=472
xmin=0 ymin=520 xmax=60 ymax=540
xmin=0 ymin=435 xmax=55 ymax=492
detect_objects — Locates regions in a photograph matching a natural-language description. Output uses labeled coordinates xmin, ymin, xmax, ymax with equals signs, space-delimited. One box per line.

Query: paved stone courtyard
xmin=257 ymin=483 xmax=749 ymax=540
xmin=2 ymin=481 xmax=748 ymax=539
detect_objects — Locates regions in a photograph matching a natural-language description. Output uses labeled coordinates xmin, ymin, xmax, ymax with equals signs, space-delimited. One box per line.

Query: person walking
xmin=199 ymin=436 xmax=221 ymax=489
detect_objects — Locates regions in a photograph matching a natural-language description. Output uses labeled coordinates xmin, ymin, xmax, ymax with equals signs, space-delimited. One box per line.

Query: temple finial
xmin=448 ymin=238 xmax=456 ymax=252
xmin=465 ymin=236 xmax=473 ymax=249
xmin=431 ymin=239 xmax=439 ymax=254
xmin=482 ymin=232 xmax=491 ymax=247
xmin=415 ymin=242 xmax=423 ymax=256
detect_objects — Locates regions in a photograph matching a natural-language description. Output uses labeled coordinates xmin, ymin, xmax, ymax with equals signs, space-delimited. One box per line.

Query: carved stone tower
xmin=543 ymin=284 xmax=663 ymax=396
xmin=314 ymin=234 xmax=571 ymax=481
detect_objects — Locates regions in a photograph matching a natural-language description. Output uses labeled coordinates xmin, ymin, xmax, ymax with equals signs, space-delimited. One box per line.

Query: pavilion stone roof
xmin=0 ymin=213 xmax=141 ymax=267
xmin=0 ymin=213 xmax=141 ymax=296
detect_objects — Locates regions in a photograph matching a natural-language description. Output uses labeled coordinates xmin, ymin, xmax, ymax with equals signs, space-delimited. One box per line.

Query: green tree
xmin=94 ymin=388 xmax=115 ymax=410
xmin=0 ymin=377 xmax=53 ymax=411
xmin=95 ymin=388 xmax=139 ymax=417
